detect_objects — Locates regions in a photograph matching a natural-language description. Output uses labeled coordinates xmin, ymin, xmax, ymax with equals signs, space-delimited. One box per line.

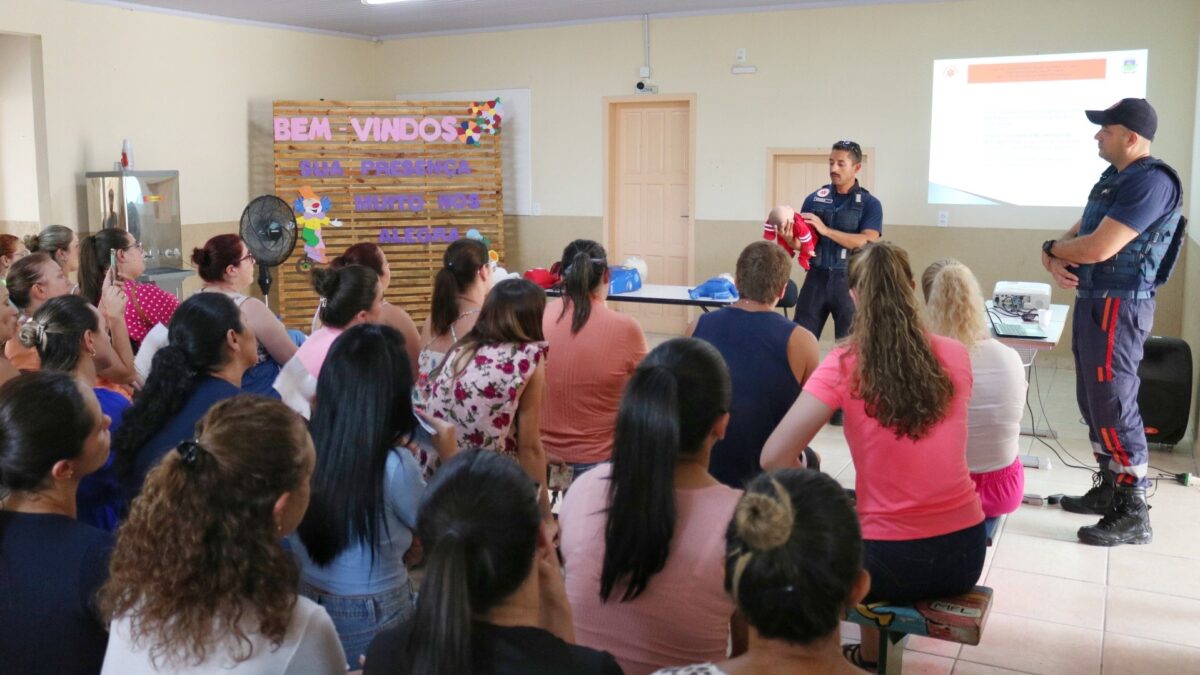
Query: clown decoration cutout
xmin=293 ymin=186 xmax=342 ymax=264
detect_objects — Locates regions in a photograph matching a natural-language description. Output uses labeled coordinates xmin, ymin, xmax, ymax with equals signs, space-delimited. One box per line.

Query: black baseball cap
xmin=1085 ymin=98 xmax=1157 ymax=141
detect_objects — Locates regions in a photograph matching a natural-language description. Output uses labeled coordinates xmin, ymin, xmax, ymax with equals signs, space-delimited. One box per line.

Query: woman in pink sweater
xmin=762 ymin=241 xmax=985 ymax=672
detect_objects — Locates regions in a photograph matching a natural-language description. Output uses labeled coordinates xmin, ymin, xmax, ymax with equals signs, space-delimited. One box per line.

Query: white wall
xmin=0 ymin=34 xmax=44 ymax=224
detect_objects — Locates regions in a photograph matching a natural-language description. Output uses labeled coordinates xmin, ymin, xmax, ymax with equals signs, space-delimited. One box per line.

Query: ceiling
xmin=76 ymin=0 xmax=946 ymax=40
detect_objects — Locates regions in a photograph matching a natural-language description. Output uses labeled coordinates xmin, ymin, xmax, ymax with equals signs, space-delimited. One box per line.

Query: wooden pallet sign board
xmin=272 ymin=99 xmax=505 ymax=330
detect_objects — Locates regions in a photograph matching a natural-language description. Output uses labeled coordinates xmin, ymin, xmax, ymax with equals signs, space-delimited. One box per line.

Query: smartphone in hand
xmin=410 ymin=411 xmax=436 ymax=452
xmin=109 ymin=249 xmax=118 ymax=285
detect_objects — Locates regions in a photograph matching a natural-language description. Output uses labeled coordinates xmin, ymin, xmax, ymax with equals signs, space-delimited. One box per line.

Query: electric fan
xmin=238 ymin=195 xmax=298 ymax=305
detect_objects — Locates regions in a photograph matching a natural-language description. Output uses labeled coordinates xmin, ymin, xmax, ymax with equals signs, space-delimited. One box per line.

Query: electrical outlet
xmin=937 ymin=211 xmax=950 ymax=227
xmin=735 ymin=47 xmax=747 ymax=63
xmin=639 ymin=66 xmax=651 ymax=78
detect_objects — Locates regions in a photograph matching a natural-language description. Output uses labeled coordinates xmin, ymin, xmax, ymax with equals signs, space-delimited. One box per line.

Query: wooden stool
xmin=845 ymin=585 xmax=993 ymax=674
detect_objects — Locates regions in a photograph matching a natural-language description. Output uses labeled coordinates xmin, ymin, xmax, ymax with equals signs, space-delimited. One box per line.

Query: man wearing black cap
xmin=1041 ymin=98 xmax=1185 ymax=546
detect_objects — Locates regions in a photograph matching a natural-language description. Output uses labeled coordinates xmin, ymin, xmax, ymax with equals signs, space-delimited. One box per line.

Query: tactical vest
xmin=1076 ymin=157 xmax=1184 ymax=299
xmin=809 ymin=182 xmax=871 ymax=270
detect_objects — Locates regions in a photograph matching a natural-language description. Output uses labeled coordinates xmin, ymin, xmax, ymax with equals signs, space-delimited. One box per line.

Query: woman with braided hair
xmin=655 ymin=469 xmax=869 ymax=674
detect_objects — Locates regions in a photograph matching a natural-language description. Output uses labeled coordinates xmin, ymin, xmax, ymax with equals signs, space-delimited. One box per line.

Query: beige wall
xmin=0 ymin=34 xmax=44 ymax=224
xmin=0 ymin=0 xmax=383 ymax=231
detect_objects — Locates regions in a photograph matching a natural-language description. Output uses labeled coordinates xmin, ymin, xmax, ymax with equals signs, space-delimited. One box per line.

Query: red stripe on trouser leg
xmin=1101 ymin=298 xmax=1112 ymax=331
xmin=1096 ymin=366 xmax=1105 ymax=382
xmin=1104 ymin=298 xmax=1120 ymax=382
xmin=1108 ymin=427 xmax=1131 ymax=468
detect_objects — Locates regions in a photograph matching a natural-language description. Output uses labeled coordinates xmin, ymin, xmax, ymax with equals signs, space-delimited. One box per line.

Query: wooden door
xmin=607 ymin=99 xmax=693 ymax=334
xmin=769 ymin=148 xmax=874 ymax=211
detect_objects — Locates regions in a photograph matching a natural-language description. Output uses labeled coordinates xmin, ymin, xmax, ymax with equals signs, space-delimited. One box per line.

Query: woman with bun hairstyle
xmin=111 ymin=293 xmax=258 ymax=497
xmin=20 ymin=295 xmax=133 ymax=530
xmin=0 ymin=284 xmax=19 ymax=386
xmin=923 ymin=259 xmax=1026 ymax=539
xmin=314 ymin=243 xmax=420 ymax=377
xmin=654 ymin=469 xmax=870 ymax=675
xmin=79 ymin=228 xmax=178 ymax=347
xmin=194 ymin=234 xmax=303 ymax=395
xmin=101 ymin=396 xmax=347 ymax=673
xmin=5 ymin=253 xmax=137 ymax=386
xmin=25 ymin=224 xmax=80 ymax=277
xmin=290 ymin=265 xmax=383 ymax=379
xmin=415 ymin=238 xmax=492 ymax=399
xmin=0 ymin=233 xmax=30 ymax=283
xmin=559 ymin=337 xmax=745 ymax=675
xmin=541 ymin=239 xmax=647 ymax=476
xmin=0 ymin=371 xmax=114 ymax=674
xmin=762 ymin=241 xmax=984 ymax=670
xmin=364 ymin=449 xmax=622 ymax=675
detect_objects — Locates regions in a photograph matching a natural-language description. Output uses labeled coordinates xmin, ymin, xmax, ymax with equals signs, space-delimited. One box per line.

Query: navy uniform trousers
xmin=795 ymin=268 xmax=855 ymax=340
xmin=1072 ymin=296 xmax=1155 ymax=488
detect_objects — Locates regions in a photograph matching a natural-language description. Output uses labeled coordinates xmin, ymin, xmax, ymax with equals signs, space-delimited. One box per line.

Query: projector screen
xmin=929 ymin=50 xmax=1147 ymax=208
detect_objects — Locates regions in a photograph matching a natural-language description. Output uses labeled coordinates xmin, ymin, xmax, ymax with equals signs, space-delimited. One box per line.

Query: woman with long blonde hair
xmin=923 ymin=259 xmax=1026 ymax=542
xmin=762 ymin=241 xmax=984 ymax=671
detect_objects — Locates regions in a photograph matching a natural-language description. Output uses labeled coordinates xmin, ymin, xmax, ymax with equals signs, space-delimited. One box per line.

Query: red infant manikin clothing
xmin=763 ymin=212 xmax=818 ymax=270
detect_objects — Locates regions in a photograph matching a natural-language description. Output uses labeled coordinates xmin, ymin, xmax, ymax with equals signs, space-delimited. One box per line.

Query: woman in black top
xmin=364 ymin=449 xmax=622 ymax=675
xmin=0 ymin=371 xmax=114 ymax=674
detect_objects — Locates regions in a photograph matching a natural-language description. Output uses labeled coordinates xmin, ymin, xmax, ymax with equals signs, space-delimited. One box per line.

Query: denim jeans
xmin=297 ymin=578 xmax=416 ymax=668
xmin=863 ymin=521 xmax=986 ymax=603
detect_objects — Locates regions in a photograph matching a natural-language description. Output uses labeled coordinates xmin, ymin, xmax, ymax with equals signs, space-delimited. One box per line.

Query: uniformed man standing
xmin=1042 ymin=98 xmax=1185 ymax=546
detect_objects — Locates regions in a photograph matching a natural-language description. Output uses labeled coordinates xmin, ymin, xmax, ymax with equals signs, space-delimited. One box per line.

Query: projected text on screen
xmin=929 ymin=50 xmax=1147 ymax=208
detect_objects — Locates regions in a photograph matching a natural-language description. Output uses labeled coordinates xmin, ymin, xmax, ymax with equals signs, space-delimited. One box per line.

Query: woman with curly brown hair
xmin=100 ymin=396 xmax=346 ymax=673
xmin=761 ymin=241 xmax=984 ymax=672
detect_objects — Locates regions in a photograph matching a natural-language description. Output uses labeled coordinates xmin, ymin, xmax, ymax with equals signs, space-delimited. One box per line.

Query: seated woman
xmin=541 ymin=240 xmax=647 ymax=477
xmin=559 ymin=337 xmax=745 ymax=675
xmin=314 ymin=243 xmax=420 ymax=378
xmin=0 ymin=371 xmax=114 ymax=674
xmin=655 ymin=469 xmax=869 ymax=675
xmin=291 ymin=324 xmax=456 ymax=667
xmin=0 ymin=284 xmax=19 ymax=386
xmin=194 ymin=234 xmax=303 ymax=395
xmin=686 ymin=241 xmax=820 ymax=488
xmin=112 ymin=293 xmax=257 ymax=497
xmin=364 ymin=450 xmax=622 ymax=675
xmin=100 ymin=396 xmax=347 ymax=673
xmin=79 ymin=228 xmax=179 ymax=348
xmin=25 ymin=224 xmax=81 ymax=281
xmin=923 ymin=259 xmax=1026 ymax=539
xmin=762 ymin=241 xmax=985 ymax=671
xmin=423 ymin=278 xmax=550 ymax=511
xmin=0 ymin=233 xmax=30 ymax=283
xmin=5 ymin=253 xmax=137 ymax=385
xmin=416 ymin=238 xmax=492 ymax=397
xmin=292 ymin=265 xmax=383 ymax=378
xmin=19 ymin=295 xmax=133 ymax=531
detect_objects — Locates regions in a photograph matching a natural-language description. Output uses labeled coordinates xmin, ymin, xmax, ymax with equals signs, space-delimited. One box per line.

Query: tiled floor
xmin=649 ymin=333 xmax=1200 ymax=674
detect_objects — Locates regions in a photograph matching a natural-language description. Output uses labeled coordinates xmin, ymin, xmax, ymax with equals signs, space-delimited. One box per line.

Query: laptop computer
xmin=987 ymin=308 xmax=1047 ymax=339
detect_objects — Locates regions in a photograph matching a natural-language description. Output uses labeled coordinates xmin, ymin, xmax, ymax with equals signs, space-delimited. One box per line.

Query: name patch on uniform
xmin=817 ymin=188 xmax=830 ymax=197
xmin=813 ymin=197 xmax=834 ymax=204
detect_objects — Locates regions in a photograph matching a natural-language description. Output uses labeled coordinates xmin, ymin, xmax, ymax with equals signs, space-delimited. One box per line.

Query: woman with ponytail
xmin=25 ymin=224 xmax=80 ymax=277
xmin=290 ymin=265 xmax=383 ymax=379
xmin=655 ymin=470 xmax=870 ymax=675
xmin=0 ymin=371 xmax=114 ymax=674
xmin=559 ymin=338 xmax=744 ymax=675
xmin=923 ymin=259 xmax=1025 ymax=539
xmin=0 ymin=233 xmax=30 ymax=283
xmin=101 ymin=396 xmax=346 ymax=673
xmin=194 ymin=234 xmax=303 ymax=395
xmin=111 ymin=293 xmax=258 ymax=497
xmin=20 ymin=295 xmax=133 ymax=530
xmin=541 ymin=240 xmax=646 ymax=476
xmin=762 ymin=241 xmax=984 ymax=671
xmin=79 ymin=228 xmax=179 ymax=347
xmin=364 ymin=449 xmax=621 ymax=675
xmin=315 ymin=243 xmax=420 ymax=377
xmin=415 ymin=238 xmax=492 ymax=400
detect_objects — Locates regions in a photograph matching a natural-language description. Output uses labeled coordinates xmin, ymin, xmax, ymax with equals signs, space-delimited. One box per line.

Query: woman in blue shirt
xmin=292 ymin=324 xmax=456 ymax=668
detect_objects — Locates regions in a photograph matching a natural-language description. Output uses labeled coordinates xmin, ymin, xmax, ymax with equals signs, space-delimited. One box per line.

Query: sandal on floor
xmin=842 ymin=643 xmax=878 ymax=672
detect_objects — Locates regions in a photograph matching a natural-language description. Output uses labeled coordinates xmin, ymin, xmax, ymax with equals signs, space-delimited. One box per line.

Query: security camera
xmin=635 ymin=80 xmax=659 ymax=94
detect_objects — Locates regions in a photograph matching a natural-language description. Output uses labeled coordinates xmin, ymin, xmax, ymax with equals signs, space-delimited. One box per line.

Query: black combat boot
xmin=1077 ymin=486 xmax=1152 ymax=546
xmin=1060 ymin=469 xmax=1116 ymax=515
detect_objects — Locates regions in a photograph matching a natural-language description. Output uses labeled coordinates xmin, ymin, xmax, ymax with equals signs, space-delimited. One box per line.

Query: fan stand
xmin=258 ymin=264 xmax=273 ymax=309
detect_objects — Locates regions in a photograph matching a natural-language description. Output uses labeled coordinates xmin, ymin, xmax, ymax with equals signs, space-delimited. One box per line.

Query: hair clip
xmin=318 ymin=297 xmax=328 ymax=309
xmin=27 ymin=320 xmax=47 ymax=349
xmin=177 ymin=440 xmax=205 ymax=466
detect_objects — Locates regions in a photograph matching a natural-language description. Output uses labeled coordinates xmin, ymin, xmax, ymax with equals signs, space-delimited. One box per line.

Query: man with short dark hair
xmin=1042 ymin=98 xmax=1185 ymax=546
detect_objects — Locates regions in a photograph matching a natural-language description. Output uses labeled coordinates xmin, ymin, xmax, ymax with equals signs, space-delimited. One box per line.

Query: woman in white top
xmin=415 ymin=238 xmax=493 ymax=398
xmin=193 ymin=235 xmax=302 ymax=396
xmin=101 ymin=395 xmax=345 ymax=674
xmin=923 ymin=259 xmax=1026 ymax=539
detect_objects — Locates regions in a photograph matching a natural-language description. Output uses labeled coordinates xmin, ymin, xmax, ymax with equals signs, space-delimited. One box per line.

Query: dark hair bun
xmin=311 ymin=267 xmax=340 ymax=297
xmin=23 ymin=234 xmax=40 ymax=251
xmin=190 ymin=247 xmax=210 ymax=268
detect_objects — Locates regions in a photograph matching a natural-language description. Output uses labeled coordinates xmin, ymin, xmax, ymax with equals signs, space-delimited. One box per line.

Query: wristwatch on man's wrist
xmin=1042 ymin=240 xmax=1057 ymax=259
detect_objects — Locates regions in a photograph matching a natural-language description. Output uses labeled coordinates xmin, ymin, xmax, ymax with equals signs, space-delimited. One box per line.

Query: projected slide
xmin=929 ymin=50 xmax=1147 ymax=207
